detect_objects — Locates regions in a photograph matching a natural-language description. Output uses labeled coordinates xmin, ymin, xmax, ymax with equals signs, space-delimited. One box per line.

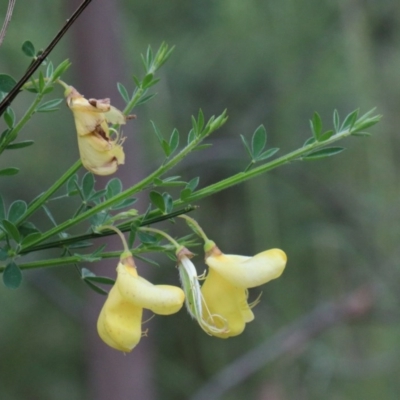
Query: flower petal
xmin=201 ymin=268 xmax=248 ymax=338
xmin=97 ymin=284 xmax=143 ymax=352
xmin=206 ymin=249 xmax=287 ymax=288
xmin=116 ymin=262 xmax=185 ymax=315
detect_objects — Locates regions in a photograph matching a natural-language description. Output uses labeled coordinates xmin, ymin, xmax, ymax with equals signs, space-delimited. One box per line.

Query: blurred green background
xmin=1 ymin=0 xmax=400 ymax=399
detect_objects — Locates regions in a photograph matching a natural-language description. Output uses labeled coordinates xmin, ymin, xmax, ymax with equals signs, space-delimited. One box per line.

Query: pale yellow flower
xmin=64 ymin=85 xmax=128 ymax=175
xmin=201 ymin=243 xmax=287 ymax=338
xmin=97 ymin=253 xmax=185 ymax=352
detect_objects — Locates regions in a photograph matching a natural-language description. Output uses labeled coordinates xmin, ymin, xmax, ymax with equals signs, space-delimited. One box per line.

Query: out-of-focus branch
xmin=0 ymin=0 xmax=93 ymax=116
xmin=0 ymin=0 xmax=16 ymax=46
xmin=191 ymin=286 xmax=375 ymax=400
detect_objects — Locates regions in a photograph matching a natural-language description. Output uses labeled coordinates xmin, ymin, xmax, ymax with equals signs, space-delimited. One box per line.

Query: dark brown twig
xmin=0 ymin=0 xmax=16 ymax=47
xmin=0 ymin=0 xmax=93 ymax=117
xmin=191 ymin=286 xmax=375 ymax=400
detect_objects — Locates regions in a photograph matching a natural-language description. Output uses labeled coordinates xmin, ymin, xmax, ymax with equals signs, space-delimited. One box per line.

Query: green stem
xmin=19 ymin=126 xmax=214 ymax=252
xmin=0 ymin=160 xmax=82 ymax=242
xmin=172 ymin=128 xmax=355 ymax=206
xmin=1 ymin=245 xmax=178 ymax=272
xmin=179 ymin=215 xmax=209 ymax=242
xmin=19 ymin=205 xmax=195 ymax=254
xmin=0 ymin=92 xmax=45 ymax=156
xmin=140 ymin=227 xmax=181 ymax=249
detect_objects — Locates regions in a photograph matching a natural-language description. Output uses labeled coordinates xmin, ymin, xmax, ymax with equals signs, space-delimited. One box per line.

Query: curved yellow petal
xmin=201 ymin=268 xmax=248 ymax=338
xmin=116 ymin=263 xmax=185 ymax=315
xmin=206 ymin=249 xmax=287 ymax=288
xmin=97 ymin=284 xmax=143 ymax=352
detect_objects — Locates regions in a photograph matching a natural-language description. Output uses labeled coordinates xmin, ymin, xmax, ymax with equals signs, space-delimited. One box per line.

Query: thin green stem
xmin=0 ymin=93 xmax=44 ymax=156
xmin=140 ymin=227 xmax=181 ymax=249
xmin=1 ymin=245 xmax=178 ymax=272
xmin=172 ymin=127 xmax=356 ymax=207
xmin=19 ymin=127 xmax=213 ymax=252
xmin=97 ymin=225 xmax=129 ymax=253
xmin=179 ymin=215 xmax=209 ymax=242
xmin=0 ymin=160 xmax=82 ymax=241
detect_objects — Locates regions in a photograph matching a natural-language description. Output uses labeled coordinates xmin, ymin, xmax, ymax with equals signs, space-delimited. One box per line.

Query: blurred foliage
xmin=0 ymin=0 xmax=399 ymax=399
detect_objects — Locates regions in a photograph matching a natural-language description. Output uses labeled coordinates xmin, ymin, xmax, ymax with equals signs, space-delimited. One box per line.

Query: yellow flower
xmin=97 ymin=253 xmax=185 ymax=352
xmin=64 ymin=85 xmax=129 ymax=175
xmin=201 ymin=243 xmax=287 ymax=338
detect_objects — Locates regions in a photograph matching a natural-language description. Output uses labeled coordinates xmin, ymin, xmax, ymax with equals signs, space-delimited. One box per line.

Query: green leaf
xmin=106 ymin=178 xmax=123 ymax=199
xmin=46 ymin=62 xmax=54 ymax=79
xmin=169 ymin=128 xmax=179 ymax=154
xmin=36 ymin=98 xmax=63 ymax=113
xmin=193 ymin=143 xmax=213 ymax=152
xmin=180 ymin=188 xmax=192 ymax=200
xmin=20 ymin=232 xmax=42 ymax=247
xmin=303 ymin=147 xmax=346 ymax=160
xmin=128 ymin=221 xmax=140 ymax=247
xmin=240 ymin=135 xmax=252 ymax=158
xmin=110 ymin=198 xmax=137 ymax=210
xmin=83 ymin=279 xmax=108 ymax=295
xmin=303 ymin=137 xmax=316 ymax=147
xmin=137 ymin=231 xmax=158 ymax=244
xmin=187 ymin=129 xmax=196 ymax=144
xmin=66 ymin=174 xmax=78 ymax=195
xmin=117 ymin=82 xmax=130 ymax=103
xmin=52 ymin=59 xmax=71 ymax=81
xmin=150 ymin=120 xmax=163 ymax=143
xmin=21 ymin=40 xmax=35 ymax=57
xmin=82 ymin=268 xmax=115 ymax=284
xmin=90 ymin=210 xmax=109 ymax=227
xmin=8 ymin=200 xmax=27 ymax=223
xmin=87 ymin=189 xmax=107 ymax=202
xmin=319 ymin=130 xmax=334 ymax=142
xmin=3 ymin=262 xmax=22 ymax=289
xmin=161 ymin=140 xmax=171 ymax=157
xmin=2 ymin=220 xmax=21 ymax=242
xmin=82 ymin=172 xmax=95 ymax=199
xmin=163 ymin=192 xmax=174 ymax=214
xmin=251 ymin=125 xmax=267 ymax=157
xmin=333 ymin=109 xmax=340 ymax=132
xmin=6 ymin=140 xmax=34 ymax=150
xmin=38 ymin=72 xmax=46 ymax=93
xmin=186 ymin=177 xmax=199 ymax=192
xmin=18 ymin=221 xmax=40 ymax=237
xmin=136 ymin=93 xmax=156 ymax=106
xmin=196 ymin=109 xmax=205 ymax=134
xmin=149 ymin=191 xmax=165 ymax=212
xmin=4 ymin=107 xmax=15 ymax=128
xmin=0 ymin=74 xmax=17 ymax=93
xmin=310 ymin=112 xmax=322 ymax=140
xmin=0 ymin=167 xmax=19 ymax=176
xmin=256 ymin=147 xmax=279 ymax=161
xmin=340 ymin=109 xmax=359 ymax=132
xmin=135 ymin=254 xmax=160 ymax=267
